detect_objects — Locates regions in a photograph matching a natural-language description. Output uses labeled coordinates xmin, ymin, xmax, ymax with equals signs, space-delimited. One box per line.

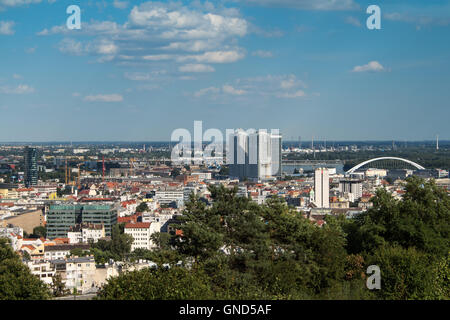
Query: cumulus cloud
xmin=0 ymin=21 xmax=15 ymax=35
xmin=83 ymin=94 xmax=123 ymax=102
xmin=237 ymin=0 xmax=358 ymax=11
xmin=0 ymin=84 xmax=35 ymax=94
xmin=194 ymin=74 xmax=308 ymax=99
xmin=179 ymin=64 xmax=215 ymax=73
xmin=57 ymin=38 xmax=118 ymax=59
xmin=222 ymin=84 xmax=246 ymax=95
xmin=0 ymin=0 xmax=57 ymax=11
xmin=39 ymin=2 xmax=248 ymax=70
xmin=113 ymin=0 xmax=128 ymax=10
xmin=352 ymin=61 xmax=387 ymax=73
xmin=252 ymin=50 xmax=273 ymax=58
xmin=384 ymin=12 xmax=450 ymax=28
xmin=345 ymin=16 xmax=361 ymax=27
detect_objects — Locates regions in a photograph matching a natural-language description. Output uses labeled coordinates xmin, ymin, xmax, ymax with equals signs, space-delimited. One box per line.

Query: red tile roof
xmin=124 ymin=222 xmax=151 ymax=229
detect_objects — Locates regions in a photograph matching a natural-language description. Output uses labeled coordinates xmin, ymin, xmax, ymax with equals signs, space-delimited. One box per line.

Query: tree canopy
xmin=0 ymin=238 xmax=51 ymax=300
xmin=96 ymin=177 xmax=449 ymax=300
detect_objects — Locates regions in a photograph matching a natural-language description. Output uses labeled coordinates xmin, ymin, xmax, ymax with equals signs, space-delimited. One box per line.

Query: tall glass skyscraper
xmin=24 ymin=146 xmax=38 ymax=187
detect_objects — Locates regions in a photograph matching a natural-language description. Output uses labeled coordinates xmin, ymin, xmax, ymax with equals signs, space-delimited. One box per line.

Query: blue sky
xmin=0 ymin=0 xmax=449 ymax=142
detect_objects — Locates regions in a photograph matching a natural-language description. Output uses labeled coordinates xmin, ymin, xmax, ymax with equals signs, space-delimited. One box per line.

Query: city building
xmin=228 ymin=129 xmax=282 ymax=181
xmin=314 ymin=168 xmax=330 ymax=208
xmin=24 ymin=146 xmax=38 ymax=188
xmin=44 ymin=244 xmax=91 ymax=260
xmin=339 ymin=179 xmax=363 ymax=200
xmin=155 ymin=189 xmax=184 ymax=207
xmin=67 ymin=223 xmax=106 ymax=244
xmin=46 ymin=204 xmax=118 ymax=239
xmin=124 ymin=221 xmax=161 ymax=251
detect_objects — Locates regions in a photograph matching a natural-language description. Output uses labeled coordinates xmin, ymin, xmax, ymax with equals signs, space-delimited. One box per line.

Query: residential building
xmin=314 ymin=168 xmax=330 ymax=208
xmin=124 ymin=221 xmax=161 ymax=251
xmin=67 ymin=223 xmax=106 ymax=244
xmin=339 ymin=179 xmax=363 ymax=200
xmin=228 ymin=129 xmax=282 ymax=181
xmin=44 ymin=244 xmax=90 ymax=261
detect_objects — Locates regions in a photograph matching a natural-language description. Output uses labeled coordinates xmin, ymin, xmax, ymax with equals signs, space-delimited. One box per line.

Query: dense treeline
xmin=97 ymin=177 xmax=449 ymax=300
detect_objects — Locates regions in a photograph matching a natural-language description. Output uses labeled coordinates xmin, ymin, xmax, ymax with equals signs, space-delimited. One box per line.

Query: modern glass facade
xmin=24 ymin=146 xmax=38 ymax=187
xmin=47 ymin=204 xmax=118 ymax=239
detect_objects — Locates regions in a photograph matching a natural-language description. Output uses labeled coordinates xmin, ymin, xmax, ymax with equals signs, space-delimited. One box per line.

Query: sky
xmin=0 ymin=0 xmax=449 ymax=142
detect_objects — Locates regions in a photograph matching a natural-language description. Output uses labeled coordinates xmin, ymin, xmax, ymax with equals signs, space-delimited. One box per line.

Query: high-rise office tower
xmin=228 ymin=129 xmax=282 ymax=181
xmin=314 ymin=168 xmax=329 ymax=208
xmin=24 ymin=146 xmax=38 ymax=187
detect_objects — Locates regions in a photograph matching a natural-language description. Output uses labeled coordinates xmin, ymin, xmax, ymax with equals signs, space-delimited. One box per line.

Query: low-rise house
xmin=124 ymin=221 xmax=161 ymax=251
xmin=65 ymin=256 xmax=97 ymax=294
xmin=26 ymin=260 xmax=56 ymax=285
xmin=67 ymin=223 xmax=105 ymax=244
xmin=44 ymin=244 xmax=91 ymax=261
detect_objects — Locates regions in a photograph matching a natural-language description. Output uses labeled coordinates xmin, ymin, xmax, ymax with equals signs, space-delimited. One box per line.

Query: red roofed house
xmin=124 ymin=221 xmax=161 ymax=251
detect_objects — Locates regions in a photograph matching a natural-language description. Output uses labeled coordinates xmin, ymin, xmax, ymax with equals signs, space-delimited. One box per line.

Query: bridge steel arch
xmin=346 ymin=157 xmax=425 ymax=174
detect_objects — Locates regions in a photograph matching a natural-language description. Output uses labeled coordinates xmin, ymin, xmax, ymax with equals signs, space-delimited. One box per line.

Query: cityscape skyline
xmin=1 ymin=0 xmax=450 ymax=141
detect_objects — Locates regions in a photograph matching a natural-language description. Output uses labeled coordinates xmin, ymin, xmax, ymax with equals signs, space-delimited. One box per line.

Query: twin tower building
xmin=228 ymin=129 xmax=282 ymax=181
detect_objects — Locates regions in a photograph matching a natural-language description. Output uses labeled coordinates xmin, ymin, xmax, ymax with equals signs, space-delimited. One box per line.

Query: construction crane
xmin=65 ymin=159 xmax=68 ymax=185
xmin=129 ymin=158 xmax=137 ymax=176
xmin=77 ymin=163 xmax=85 ymax=188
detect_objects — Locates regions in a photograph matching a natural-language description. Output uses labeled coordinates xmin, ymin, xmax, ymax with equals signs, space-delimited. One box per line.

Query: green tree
xmin=367 ymin=245 xmax=437 ymax=300
xmin=136 ymin=202 xmax=149 ymax=213
xmin=345 ymin=177 xmax=450 ymax=257
xmin=96 ymin=266 xmax=213 ymax=300
xmin=51 ymin=273 xmax=69 ymax=297
xmin=170 ymin=168 xmax=181 ymax=178
xmin=0 ymin=238 xmax=51 ymax=300
xmin=32 ymin=226 xmax=47 ymax=238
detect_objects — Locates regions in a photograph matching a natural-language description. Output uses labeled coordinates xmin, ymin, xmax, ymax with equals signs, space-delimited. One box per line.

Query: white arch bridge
xmin=346 ymin=157 xmax=425 ymax=174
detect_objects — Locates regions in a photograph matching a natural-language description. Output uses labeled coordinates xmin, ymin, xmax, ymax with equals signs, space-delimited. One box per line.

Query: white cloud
xmin=384 ymin=12 xmax=450 ymax=27
xmin=194 ymin=86 xmax=220 ymax=97
xmin=0 ymin=21 xmax=15 ymax=35
xmin=58 ymin=38 xmax=118 ymax=58
xmin=124 ymin=70 xmax=166 ymax=81
xmin=12 ymin=74 xmax=22 ymax=79
xmin=252 ymin=50 xmax=273 ymax=58
xmin=25 ymin=47 xmax=36 ymax=54
xmin=277 ymin=90 xmax=306 ymax=98
xmin=83 ymin=94 xmax=123 ymax=102
xmin=179 ymin=64 xmax=215 ymax=73
xmin=179 ymin=50 xmax=245 ymax=63
xmin=113 ymin=0 xmax=128 ymax=10
xmin=352 ymin=61 xmax=387 ymax=73
xmin=194 ymin=74 xmax=308 ymax=99
xmin=239 ymin=0 xmax=358 ymax=11
xmin=345 ymin=16 xmax=361 ymax=27
xmin=222 ymin=84 xmax=246 ymax=95
xmin=124 ymin=72 xmax=151 ymax=81
xmin=0 ymin=84 xmax=35 ymax=94
xmin=38 ymin=2 xmax=248 ymax=70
